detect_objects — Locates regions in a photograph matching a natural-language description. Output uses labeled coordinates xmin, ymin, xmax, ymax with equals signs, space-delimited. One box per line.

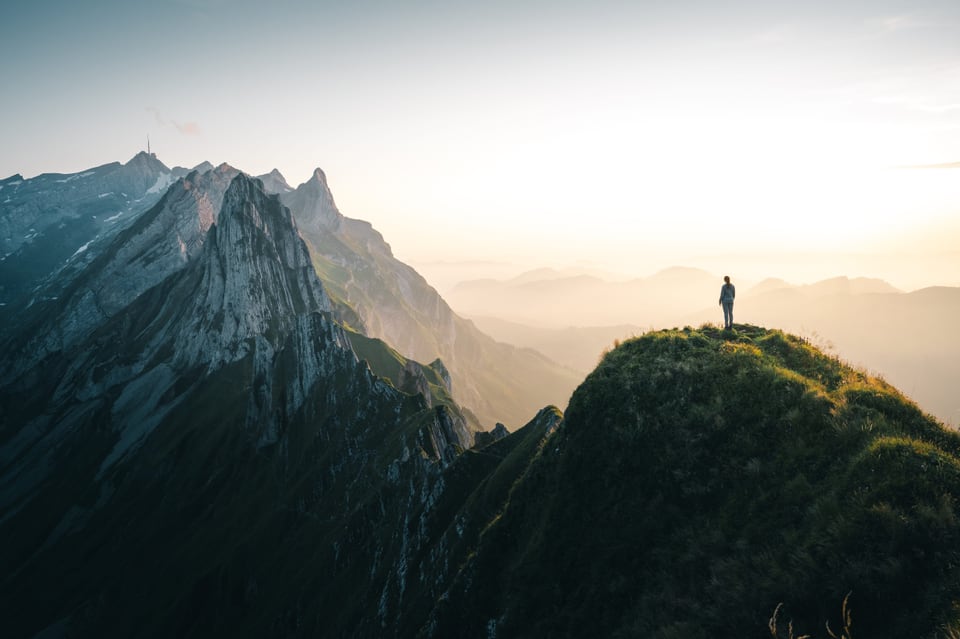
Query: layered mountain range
xmin=1 ymin=156 xmax=958 ymax=638
xmin=454 ymin=268 xmax=960 ymax=426
xmin=273 ymin=168 xmax=580 ymax=428
xmin=0 ymin=157 xmax=579 ymax=429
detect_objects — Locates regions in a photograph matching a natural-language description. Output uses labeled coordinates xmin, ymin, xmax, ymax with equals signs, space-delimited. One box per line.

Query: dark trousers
xmin=722 ymin=300 xmax=734 ymax=328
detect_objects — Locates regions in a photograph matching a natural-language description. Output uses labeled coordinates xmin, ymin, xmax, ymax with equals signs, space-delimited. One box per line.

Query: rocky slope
xmin=4 ymin=156 xmax=957 ymax=639
xmin=281 ymin=169 xmax=582 ymax=429
xmin=0 ymin=163 xmax=242 ymax=371
xmin=0 ymin=152 xmax=178 ymax=307
xmin=0 ymin=172 xmax=474 ymax=638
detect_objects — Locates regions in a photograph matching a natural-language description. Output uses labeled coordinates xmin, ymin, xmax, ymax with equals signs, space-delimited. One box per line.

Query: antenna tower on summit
xmin=147 ymin=135 xmax=151 ymax=156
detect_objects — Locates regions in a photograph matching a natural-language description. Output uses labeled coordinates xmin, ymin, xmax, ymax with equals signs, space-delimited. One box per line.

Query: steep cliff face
xmin=0 ymin=173 xmax=478 ymax=639
xmin=3 ymin=154 xmax=958 ymax=639
xmin=1 ymin=164 xmax=243 ymax=373
xmin=282 ymin=170 xmax=582 ymax=429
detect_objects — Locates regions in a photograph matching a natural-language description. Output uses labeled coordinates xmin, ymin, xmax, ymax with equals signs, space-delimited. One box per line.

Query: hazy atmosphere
xmin=6 ymin=2 xmax=960 ymax=636
xmin=4 ymin=0 xmax=960 ymax=290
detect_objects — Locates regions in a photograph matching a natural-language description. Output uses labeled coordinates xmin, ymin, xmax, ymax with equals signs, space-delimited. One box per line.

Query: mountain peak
xmin=310 ymin=167 xmax=328 ymax=185
xmin=256 ymin=168 xmax=293 ymax=194
xmin=280 ymin=166 xmax=341 ymax=230
xmin=172 ymin=172 xmax=331 ymax=366
xmin=124 ymin=150 xmax=170 ymax=173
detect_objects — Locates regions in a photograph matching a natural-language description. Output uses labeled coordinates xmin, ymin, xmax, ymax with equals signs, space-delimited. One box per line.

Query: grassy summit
xmin=429 ymin=325 xmax=960 ymax=639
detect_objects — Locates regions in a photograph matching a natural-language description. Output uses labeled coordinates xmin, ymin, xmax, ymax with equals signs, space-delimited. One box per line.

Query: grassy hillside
xmin=427 ymin=324 xmax=960 ymax=638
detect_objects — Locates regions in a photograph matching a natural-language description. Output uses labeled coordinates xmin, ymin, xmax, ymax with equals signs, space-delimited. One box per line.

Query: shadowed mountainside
xmin=0 ymin=172 xmax=476 ymax=638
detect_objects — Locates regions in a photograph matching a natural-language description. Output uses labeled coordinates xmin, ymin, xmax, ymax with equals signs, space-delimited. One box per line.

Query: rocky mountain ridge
xmin=0 ymin=152 xmax=176 ymax=308
xmin=3 ymin=155 xmax=955 ymax=638
xmin=0 ymin=167 xmax=479 ymax=638
xmin=280 ymin=168 xmax=582 ymax=428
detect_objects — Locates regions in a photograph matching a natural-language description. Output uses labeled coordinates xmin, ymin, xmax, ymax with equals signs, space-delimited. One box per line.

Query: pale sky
xmin=3 ymin=0 xmax=960 ymax=290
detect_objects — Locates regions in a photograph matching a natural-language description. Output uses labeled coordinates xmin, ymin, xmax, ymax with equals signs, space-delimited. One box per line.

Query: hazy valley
xmin=444 ymin=267 xmax=960 ymax=427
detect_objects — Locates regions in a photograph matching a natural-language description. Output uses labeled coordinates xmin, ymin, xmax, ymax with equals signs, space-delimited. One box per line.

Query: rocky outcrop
xmin=0 ymin=156 xmax=569 ymax=639
xmin=0 ymin=152 xmax=172 ymax=258
xmin=0 ymin=170 xmax=482 ymax=639
xmin=472 ymin=421 xmax=510 ymax=449
xmin=256 ymin=168 xmax=294 ymax=194
xmin=0 ymin=165 xmax=242 ymax=379
xmin=171 ymin=173 xmax=332 ymax=368
xmin=281 ymin=168 xmax=341 ymax=230
xmin=283 ymin=168 xmax=582 ymax=430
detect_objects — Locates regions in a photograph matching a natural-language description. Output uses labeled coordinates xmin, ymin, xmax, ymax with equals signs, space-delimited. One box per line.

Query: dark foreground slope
xmin=427 ymin=325 xmax=960 ymax=639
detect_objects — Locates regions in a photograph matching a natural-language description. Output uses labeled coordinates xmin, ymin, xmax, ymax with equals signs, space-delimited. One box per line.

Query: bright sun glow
xmin=3 ymin=1 xmax=959 ymax=289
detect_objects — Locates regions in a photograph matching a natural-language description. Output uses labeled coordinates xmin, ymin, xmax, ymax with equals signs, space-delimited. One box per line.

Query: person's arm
xmin=732 ymin=284 xmax=736 ymax=299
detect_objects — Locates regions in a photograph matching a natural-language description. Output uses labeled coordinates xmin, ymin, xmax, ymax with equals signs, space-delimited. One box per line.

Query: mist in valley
xmin=434 ymin=263 xmax=960 ymax=428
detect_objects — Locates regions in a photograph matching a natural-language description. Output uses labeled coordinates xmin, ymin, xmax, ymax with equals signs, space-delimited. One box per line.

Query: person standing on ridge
xmin=719 ymin=275 xmax=736 ymax=329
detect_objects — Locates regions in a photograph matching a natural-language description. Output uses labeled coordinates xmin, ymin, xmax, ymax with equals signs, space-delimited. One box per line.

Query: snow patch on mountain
xmin=146 ymin=173 xmax=174 ymax=195
xmin=70 ymin=240 xmax=95 ymax=257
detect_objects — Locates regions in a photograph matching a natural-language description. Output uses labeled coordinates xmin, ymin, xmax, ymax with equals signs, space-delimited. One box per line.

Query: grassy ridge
xmin=427 ymin=324 xmax=960 ymax=638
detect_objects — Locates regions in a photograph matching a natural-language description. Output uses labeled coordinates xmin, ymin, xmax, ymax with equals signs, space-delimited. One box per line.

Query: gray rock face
xmin=0 ymin=152 xmax=178 ymax=308
xmin=171 ymin=173 xmax=333 ymax=368
xmin=1 ymin=165 xmax=242 ymax=378
xmin=491 ymin=422 xmax=510 ymax=440
xmin=430 ymin=358 xmax=453 ymax=393
xmin=256 ymin=168 xmax=294 ymax=194
xmin=0 ymin=154 xmax=567 ymax=639
xmin=281 ymin=168 xmax=341 ymax=230
xmin=0 ymin=173 xmax=345 ymax=508
xmin=283 ymin=168 xmax=582 ymax=429
xmin=0 ymin=152 xmax=171 ymax=257
xmin=0 ymin=168 xmax=476 ymax=517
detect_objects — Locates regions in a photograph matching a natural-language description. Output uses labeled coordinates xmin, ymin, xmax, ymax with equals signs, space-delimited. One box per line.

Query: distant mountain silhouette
xmin=452 ymin=271 xmax=958 ymax=426
xmin=897 ymin=161 xmax=960 ymax=169
xmin=469 ymin=315 xmax=644 ymax=373
xmin=280 ymin=170 xmax=581 ymax=429
xmin=710 ymin=282 xmax=960 ymax=426
xmin=447 ymin=266 xmax=717 ymax=328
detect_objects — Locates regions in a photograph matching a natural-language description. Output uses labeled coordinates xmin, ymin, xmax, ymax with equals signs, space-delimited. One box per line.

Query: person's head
xmin=724 ymin=275 xmax=730 ymax=283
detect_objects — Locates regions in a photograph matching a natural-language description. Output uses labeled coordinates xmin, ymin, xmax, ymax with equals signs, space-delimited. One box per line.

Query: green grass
xmin=427 ymin=324 xmax=960 ymax=639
